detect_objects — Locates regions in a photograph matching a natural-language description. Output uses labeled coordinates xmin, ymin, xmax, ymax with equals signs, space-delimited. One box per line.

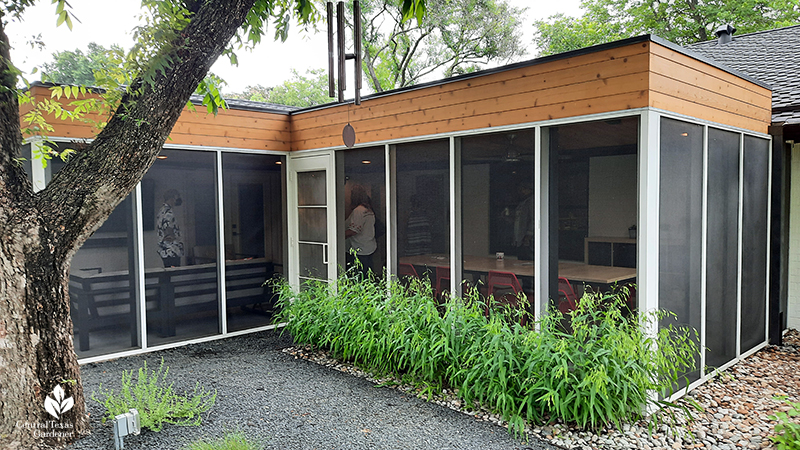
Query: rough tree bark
xmin=0 ymin=0 xmax=257 ymax=447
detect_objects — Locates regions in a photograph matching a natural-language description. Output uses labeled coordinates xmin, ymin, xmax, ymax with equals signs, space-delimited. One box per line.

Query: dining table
xmin=398 ymin=254 xmax=637 ymax=285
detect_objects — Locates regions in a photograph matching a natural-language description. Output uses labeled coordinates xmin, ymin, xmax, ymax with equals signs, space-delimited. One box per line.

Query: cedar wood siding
xmin=290 ymin=42 xmax=652 ymax=150
xmin=20 ymin=39 xmax=771 ymax=151
xmin=20 ymin=85 xmax=292 ymax=152
xmin=648 ymin=43 xmax=771 ymax=133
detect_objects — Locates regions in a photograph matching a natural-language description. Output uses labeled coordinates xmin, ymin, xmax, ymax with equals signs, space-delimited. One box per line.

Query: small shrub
xmin=771 ymin=398 xmax=800 ymax=450
xmin=184 ymin=431 xmax=263 ymax=450
xmin=92 ymin=359 xmax=217 ymax=432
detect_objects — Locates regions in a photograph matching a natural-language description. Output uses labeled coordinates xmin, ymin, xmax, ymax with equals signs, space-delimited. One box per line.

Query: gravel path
xmin=283 ymin=330 xmax=800 ymax=450
xmin=67 ymin=329 xmax=557 ymax=450
xmin=67 ymin=328 xmax=800 ymax=450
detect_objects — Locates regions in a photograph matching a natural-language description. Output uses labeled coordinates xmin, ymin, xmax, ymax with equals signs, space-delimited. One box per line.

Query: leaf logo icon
xmin=44 ymin=385 xmax=74 ymax=419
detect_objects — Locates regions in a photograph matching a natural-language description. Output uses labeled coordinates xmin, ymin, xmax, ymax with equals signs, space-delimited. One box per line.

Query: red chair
xmin=486 ymin=270 xmax=528 ymax=325
xmin=398 ymin=263 xmax=419 ymax=279
xmin=435 ymin=266 xmax=450 ymax=298
xmin=487 ymin=271 xmax=522 ymax=296
xmin=558 ymin=277 xmax=578 ymax=313
xmin=397 ymin=263 xmax=421 ymax=290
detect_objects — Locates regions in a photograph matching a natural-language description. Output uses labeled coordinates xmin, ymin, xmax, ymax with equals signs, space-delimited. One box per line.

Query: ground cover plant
xmin=274 ymin=269 xmax=699 ymax=435
xmin=771 ymin=398 xmax=800 ymax=450
xmin=184 ymin=431 xmax=263 ymax=450
xmin=92 ymin=359 xmax=217 ymax=432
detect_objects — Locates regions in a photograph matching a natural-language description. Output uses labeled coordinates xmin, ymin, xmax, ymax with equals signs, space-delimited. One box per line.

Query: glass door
xmin=288 ymin=153 xmax=337 ymax=289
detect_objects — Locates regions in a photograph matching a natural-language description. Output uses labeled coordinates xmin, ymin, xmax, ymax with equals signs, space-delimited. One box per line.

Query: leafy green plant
xmin=92 ymin=359 xmax=217 ymax=432
xmin=184 ymin=431 xmax=263 ymax=450
xmin=274 ymin=272 xmax=699 ymax=436
xmin=771 ymin=398 xmax=800 ymax=450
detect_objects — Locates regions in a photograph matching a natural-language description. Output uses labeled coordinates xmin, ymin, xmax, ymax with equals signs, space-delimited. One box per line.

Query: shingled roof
xmin=689 ymin=24 xmax=800 ymax=125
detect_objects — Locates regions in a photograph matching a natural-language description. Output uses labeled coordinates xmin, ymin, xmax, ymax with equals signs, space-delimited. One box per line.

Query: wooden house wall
xmin=20 ymin=39 xmax=771 ymax=154
xmin=20 ymin=86 xmax=292 ymax=152
xmin=290 ymin=42 xmax=653 ymax=151
xmin=648 ymin=42 xmax=772 ymax=133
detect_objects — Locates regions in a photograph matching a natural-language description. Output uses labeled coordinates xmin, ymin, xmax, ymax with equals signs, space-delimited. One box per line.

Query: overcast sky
xmin=7 ymin=0 xmax=583 ymax=94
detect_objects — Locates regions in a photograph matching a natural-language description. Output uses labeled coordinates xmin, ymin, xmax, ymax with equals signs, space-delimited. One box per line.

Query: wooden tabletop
xmin=399 ymin=255 xmax=636 ymax=284
xmin=557 ymin=261 xmax=637 ymax=284
xmin=399 ymin=254 xmax=535 ymax=277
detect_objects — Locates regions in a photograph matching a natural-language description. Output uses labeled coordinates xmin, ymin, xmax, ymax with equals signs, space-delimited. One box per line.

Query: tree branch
xmin=0 ymin=17 xmax=33 ymax=220
xmin=37 ymin=0 xmax=259 ymax=260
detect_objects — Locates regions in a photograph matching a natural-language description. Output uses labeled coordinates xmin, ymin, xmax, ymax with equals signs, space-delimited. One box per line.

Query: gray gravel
xmin=67 ymin=329 xmax=558 ymax=450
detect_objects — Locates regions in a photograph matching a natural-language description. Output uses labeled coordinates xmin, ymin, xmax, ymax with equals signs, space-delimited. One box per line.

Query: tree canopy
xmin=360 ymin=0 xmax=525 ymax=92
xmin=533 ymin=0 xmax=800 ymax=56
xmin=41 ymin=42 xmax=124 ymax=86
xmin=227 ymin=68 xmax=329 ymax=107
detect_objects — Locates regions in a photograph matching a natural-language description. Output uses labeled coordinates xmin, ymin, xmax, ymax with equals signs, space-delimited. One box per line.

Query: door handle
xmin=322 ymin=243 xmax=329 ymax=265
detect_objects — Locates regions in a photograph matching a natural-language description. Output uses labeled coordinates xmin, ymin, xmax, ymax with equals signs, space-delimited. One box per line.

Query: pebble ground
xmin=66 ymin=329 xmax=557 ymax=450
xmin=66 ymin=328 xmax=799 ymax=450
xmin=284 ymin=329 xmax=800 ymax=450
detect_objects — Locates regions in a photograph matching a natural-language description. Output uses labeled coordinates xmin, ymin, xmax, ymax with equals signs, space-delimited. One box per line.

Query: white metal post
xmin=29 ymin=139 xmax=47 ymax=192
xmin=639 ymin=109 xmax=661 ymax=411
xmin=215 ymin=150 xmax=228 ymax=335
xmin=765 ymin=135 xmax=773 ymax=344
xmin=638 ymin=110 xmax=661 ymax=319
xmin=385 ymin=144 xmax=393 ymax=281
xmin=450 ymin=136 xmax=462 ymax=297
xmin=736 ymin=134 xmax=744 ymax=357
xmin=699 ymin=125 xmax=709 ymax=377
xmin=133 ymin=182 xmax=147 ymax=350
xmin=534 ymin=126 xmax=545 ymax=321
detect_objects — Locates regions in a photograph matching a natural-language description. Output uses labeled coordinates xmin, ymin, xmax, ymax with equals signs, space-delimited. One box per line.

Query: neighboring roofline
xmin=292 ymin=33 xmax=771 ymax=115
xmin=27 ymin=81 xmax=296 ymax=115
xmin=29 ymin=80 xmax=106 ymax=94
xmin=691 ymin=23 xmax=800 ymax=45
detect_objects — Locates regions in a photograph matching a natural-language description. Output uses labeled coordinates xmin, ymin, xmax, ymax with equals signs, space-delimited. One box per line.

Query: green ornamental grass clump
xmin=92 ymin=359 xmax=217 ymax=432
xmin=274 ymin=268 xmax=699 ymax=435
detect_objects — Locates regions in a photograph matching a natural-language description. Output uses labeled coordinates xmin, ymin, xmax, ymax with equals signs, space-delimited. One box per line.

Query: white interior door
xmin=287 ymin=153 xmax=337 ymax=289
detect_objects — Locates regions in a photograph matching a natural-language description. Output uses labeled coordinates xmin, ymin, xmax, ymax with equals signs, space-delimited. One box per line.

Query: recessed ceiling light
xmin=275 ymin=161 xmax=282 ymax=165
xmin=362 ymin=160 xmax=371 ymax=164
xmin=156 ymin=155 xmax=167 ymax=160
xmin=681 ymin=132 xmax=688 ymax=137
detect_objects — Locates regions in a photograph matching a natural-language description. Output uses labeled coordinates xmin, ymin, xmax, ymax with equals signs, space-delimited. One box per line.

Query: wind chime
xmin=327 ymin=1 xmax=362 ymax=147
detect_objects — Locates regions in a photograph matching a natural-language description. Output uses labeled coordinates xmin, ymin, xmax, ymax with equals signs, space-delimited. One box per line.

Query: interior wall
xmin=72 ymin=247 xmax=130 ymax=273
xmin=588 ymin=154 xmax=637 ymax=237
xmin=462 ymin=164 xmax=490 ymax=257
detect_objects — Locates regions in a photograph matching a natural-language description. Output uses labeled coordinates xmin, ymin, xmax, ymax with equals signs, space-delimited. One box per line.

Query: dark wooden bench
xmin=69 ymin=258 xmax=277 ymax=352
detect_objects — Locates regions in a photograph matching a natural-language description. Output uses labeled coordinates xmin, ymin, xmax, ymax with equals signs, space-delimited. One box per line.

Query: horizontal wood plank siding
xmin=291 ymin=42 xmax=652 ymax=150
xmin=648 ymin=42 xmax=771 ymax=133
xmin=21 ymin=38 xmax=772 ymax=153
xmin=20 ymin=86 xmax=291 ymax=151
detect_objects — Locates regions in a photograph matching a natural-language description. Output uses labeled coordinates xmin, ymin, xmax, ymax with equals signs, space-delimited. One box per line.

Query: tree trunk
xmin=0 ymin=210 xmax=89 ymax=449
xmin=0 ymin=0 xmax=257 ymax=447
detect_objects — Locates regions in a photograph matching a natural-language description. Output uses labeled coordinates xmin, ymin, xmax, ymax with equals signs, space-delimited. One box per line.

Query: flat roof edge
xmin=292 ymin=34 xmax=771 ymax=115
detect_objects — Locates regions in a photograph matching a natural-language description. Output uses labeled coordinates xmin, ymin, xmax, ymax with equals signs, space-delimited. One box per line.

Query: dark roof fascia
xmin=28 ymin=81 xmax=296 ymax=115
xmin=28 ymin=80 xmax=107 ymax=94
xmin=292 ymin=34 xmax=771 ymax=115
xmin=187 ymin=95 xmax=296 ymax=115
